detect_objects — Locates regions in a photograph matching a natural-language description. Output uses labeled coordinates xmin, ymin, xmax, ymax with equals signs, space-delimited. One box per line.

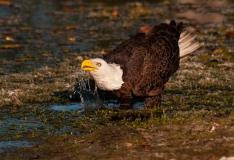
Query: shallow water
xmin=45 ymin=103 xmax=83 ymax=111
xmin=44 ymin=101 xmax=146 ymax=111
xmin=0 ymin=140 xmax=34 ymax=153
xmin=0 ymin=0 xmax=233 ymax=73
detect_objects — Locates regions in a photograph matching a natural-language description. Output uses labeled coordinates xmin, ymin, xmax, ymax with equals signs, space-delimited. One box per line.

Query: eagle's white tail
xmin=179 ymin=31 xmax=200 ymax=59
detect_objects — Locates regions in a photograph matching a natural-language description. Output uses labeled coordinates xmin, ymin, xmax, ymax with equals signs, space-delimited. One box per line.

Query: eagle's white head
xmin=81 ymin=58 xmax=124 ymax=91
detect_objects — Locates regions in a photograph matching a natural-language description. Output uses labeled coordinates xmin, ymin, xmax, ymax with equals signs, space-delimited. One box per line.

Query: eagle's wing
xmin=104 ymin=33 xmax=145 ymax=74
xmin=128 ymin=21 xmax=183 ymax=97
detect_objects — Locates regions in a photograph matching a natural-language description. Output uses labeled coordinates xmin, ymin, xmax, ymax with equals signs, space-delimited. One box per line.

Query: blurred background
xmin=0 ymin=0 xmax=233 ymax=73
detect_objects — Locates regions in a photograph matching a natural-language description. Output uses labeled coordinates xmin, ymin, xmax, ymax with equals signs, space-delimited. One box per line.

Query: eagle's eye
xmin=96 ymin=62 xmax=101 ymax=67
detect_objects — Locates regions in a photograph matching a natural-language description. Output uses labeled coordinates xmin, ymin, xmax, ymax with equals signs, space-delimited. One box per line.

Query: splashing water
xmin=73 ymin=71 xmax=103 ymax=112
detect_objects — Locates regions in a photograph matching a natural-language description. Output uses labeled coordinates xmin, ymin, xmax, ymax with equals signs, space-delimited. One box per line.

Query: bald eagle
xmin=81 ymin=20 xmax=200 ymax=108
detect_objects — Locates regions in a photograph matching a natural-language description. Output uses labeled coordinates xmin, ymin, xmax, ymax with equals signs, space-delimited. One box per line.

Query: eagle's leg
xmin=119 ymin=98 xmax=133 ymax=109
xmin=145 ymin=94 xmax=162 ymax=108
xmin=113 ymin=83 xmax=133 ymax=109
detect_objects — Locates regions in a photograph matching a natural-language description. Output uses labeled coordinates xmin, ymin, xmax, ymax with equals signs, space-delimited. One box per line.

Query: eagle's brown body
xmin=103 ymin=20 xmax=183 ymax=108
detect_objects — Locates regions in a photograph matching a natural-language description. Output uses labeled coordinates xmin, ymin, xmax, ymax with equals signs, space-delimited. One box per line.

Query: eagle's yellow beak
xmin=81 ymin=59 xmax=98 ymax=71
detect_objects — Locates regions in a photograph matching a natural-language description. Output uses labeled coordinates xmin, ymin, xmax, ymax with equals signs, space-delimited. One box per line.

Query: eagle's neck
xmin=90 ymin=63 xmax=124 ymax=91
